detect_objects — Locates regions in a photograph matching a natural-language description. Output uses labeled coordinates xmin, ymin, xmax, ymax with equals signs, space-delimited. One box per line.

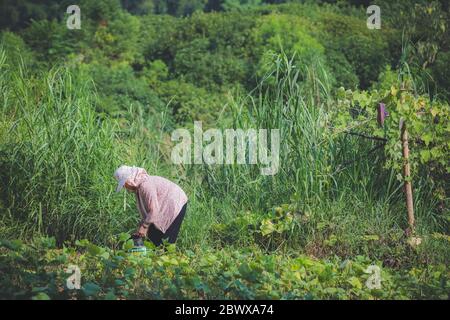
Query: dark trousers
xmin=147 ymin=203 xmax=187 ymax=246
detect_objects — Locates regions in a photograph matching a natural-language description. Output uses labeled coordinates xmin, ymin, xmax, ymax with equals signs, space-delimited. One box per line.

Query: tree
xmin=121 ymin=0 xmax=154 ymax=15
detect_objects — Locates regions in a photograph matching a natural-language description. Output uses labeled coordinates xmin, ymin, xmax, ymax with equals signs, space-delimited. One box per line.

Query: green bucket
xmin=128 ymin=246 xmax=147 ymax=254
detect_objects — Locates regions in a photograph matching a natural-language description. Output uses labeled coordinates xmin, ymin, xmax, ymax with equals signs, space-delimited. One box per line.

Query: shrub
xmin=316 ymin=11 xmax=391 ymax=89
xmin=81 ymin=62 xmax=164 ymax=117
xmin=152 ymin=79 xmax=225 ymax=124
xmin=251 ymin=13 xmax=326 ymax=78
xmin=333 ymin=70 xmax=450 ymax=198
xmin=0 ymin=31 xmax=35 ymax=69
xmin=432 ymin=51 xmax=450 ymax=98
xmin=173 ymin=38 xmax=249 ymax=88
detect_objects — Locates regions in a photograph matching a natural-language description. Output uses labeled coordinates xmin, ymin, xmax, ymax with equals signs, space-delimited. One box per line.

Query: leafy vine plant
xmin=333 ymin=70 xmax=449 ymax=187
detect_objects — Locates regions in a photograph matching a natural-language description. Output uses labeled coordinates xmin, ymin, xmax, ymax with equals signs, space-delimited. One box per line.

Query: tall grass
xmin=193 ymin=54 xmax=349 ymax=209
xmin=0 ymin=48 xmax=447 ymax=266
xmin=0 ymin=50 xmax=134 ymax=243
xmin=181 ymin=53 xmax=448 ymax=265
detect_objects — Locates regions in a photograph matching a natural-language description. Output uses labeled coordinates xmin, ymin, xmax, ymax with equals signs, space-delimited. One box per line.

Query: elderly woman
xmin=114 ymin=165 xmax=188 ymax=246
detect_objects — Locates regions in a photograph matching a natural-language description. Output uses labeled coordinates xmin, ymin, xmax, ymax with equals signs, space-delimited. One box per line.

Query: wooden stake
xmin=401 ymin=121 xmax=415 ymax=231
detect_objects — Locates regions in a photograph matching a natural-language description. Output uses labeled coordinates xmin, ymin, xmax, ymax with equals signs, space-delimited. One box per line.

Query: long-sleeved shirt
xmin=126 ymin=168 xmax=188 ymax=233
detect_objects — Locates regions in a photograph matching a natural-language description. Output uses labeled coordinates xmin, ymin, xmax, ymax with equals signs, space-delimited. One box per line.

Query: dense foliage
xmin=0 ymin=0 xmax=448 ymax=299
xmin=1 ymin=237 xmax=448 ymax=300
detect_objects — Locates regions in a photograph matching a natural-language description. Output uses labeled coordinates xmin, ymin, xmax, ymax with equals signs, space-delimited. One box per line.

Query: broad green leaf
xmin=348 ymin=277 xmax=362 ymax=290
xmin=32 ymin=292 xmax=51 ymax=300
xmin=83 ymin=282 xmax=101 ymax=297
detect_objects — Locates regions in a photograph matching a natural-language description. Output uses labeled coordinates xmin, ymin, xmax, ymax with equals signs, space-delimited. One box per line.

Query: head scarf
xmin=113 ymin=165 xmax=145 ymax=192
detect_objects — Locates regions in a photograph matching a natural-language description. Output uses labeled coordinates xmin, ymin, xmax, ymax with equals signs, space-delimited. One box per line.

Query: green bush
xmin=21 ymin=19 xmax=82 ymax=64
xmin=173 ymin=38 xmax=249 ymax=88
xmin=0 ymin=32 xmax=35 ymax=69
xmin=316 ymin=11 xmax=391 ymax=89
xmin=81 ymin=62 xmax=164 ymax=117
xmin=252 ymin=13 xmax=326 ymax=78
xmin=91 ymin=10 xmax=142 ymax=64
xmin=432 ymin=51 xmax=450 ymax=98
xmin=153 ymin=79 xmax=225 ymax=124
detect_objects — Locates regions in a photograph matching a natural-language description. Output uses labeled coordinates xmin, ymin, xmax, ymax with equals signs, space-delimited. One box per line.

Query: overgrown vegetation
xmin=1 ymin=237 xmax=448 ymax=300
xmin=0 ymin=0 xmax=448 ymax=299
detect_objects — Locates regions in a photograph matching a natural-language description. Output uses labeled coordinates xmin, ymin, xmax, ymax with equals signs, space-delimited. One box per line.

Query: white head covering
xmin=113 ymin=165 xmax=139 ymax=192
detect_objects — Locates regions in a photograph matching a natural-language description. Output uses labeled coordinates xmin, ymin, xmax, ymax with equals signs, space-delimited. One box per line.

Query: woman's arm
xmin=136 ymin=224 xmax=148 ymax=237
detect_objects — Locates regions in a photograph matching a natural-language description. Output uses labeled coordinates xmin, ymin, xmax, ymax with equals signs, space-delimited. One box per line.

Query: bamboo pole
xmin=401 ymin=121 xmax=415 ymax=231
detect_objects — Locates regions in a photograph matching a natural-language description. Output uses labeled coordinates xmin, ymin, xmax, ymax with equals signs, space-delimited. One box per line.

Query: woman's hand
xmin=137 ymin=224 xmax=148 ymax=237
